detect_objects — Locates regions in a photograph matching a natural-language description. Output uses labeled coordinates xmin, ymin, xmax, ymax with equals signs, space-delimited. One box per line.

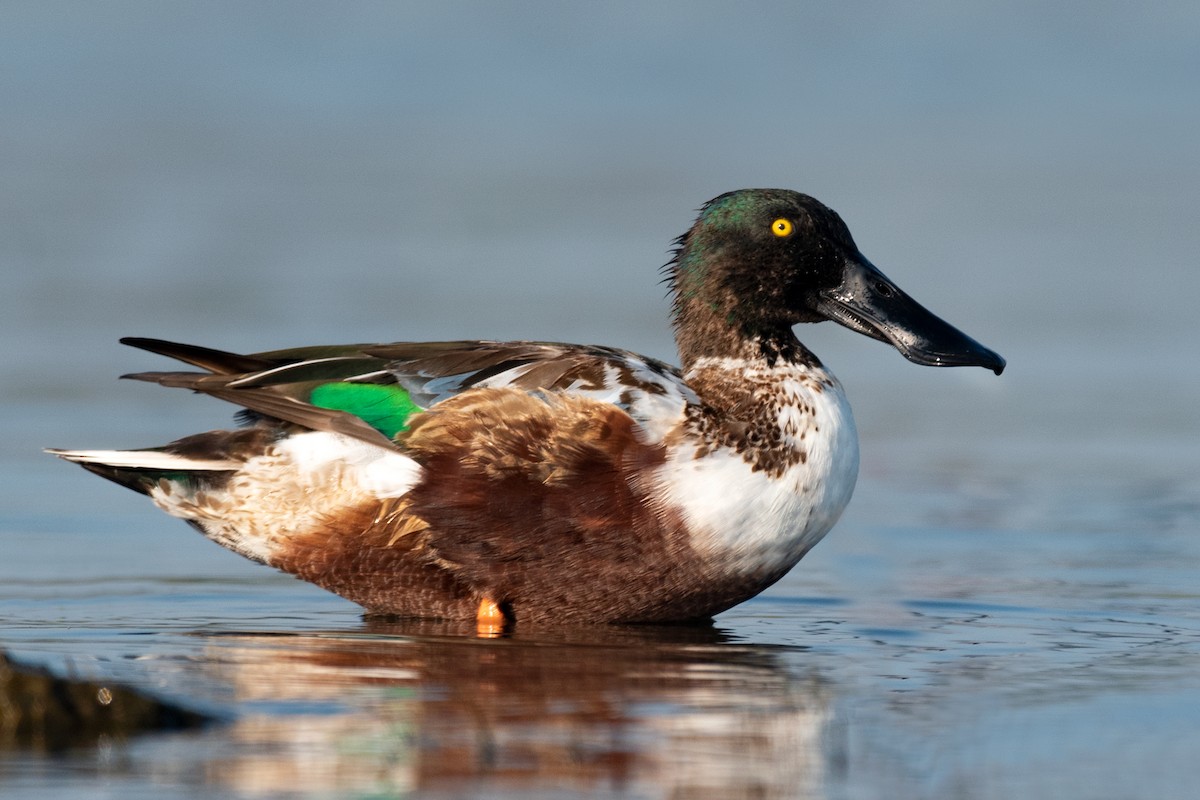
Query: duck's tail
xmin=46 ymin=447 xmax=242 ymax=496
xmin=47 ymin=431 xmax=284 ymax=565
xmin=48 ymin=427 xmax=423 ymax=569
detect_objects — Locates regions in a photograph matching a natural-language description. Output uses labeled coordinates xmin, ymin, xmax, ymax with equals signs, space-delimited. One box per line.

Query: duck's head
xmin=668 ymin=188 xmax=1005 ymax=375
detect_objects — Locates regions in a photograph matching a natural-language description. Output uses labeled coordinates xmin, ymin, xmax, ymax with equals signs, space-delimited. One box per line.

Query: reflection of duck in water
xmin=52 ymin=190 xmax=1003 ymax=630
xmin=203 ymin=624 xmax=831 ymax=798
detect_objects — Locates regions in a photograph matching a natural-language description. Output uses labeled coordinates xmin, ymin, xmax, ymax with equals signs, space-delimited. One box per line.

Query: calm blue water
xmin=2 ymin=4 xmax=1199 ymax=798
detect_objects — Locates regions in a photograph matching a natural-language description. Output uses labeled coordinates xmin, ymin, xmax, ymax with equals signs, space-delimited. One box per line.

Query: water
xmin=2 ymin=3 xmax=1199 ymax=798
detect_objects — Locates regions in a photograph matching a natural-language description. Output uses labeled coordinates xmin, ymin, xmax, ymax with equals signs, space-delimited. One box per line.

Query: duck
xmin=50 ymin=189 xmax=1004 ymax=632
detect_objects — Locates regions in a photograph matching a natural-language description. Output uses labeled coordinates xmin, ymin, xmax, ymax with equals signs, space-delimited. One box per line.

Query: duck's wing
xmin=119 ymin=337 xmax=694 ymax=448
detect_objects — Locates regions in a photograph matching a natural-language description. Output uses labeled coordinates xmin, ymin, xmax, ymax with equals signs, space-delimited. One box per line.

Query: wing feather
xmin=116 ymin=337 xmax=692 ymax=447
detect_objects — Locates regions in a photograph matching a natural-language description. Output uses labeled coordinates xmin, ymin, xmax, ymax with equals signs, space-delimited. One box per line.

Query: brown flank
xmin=271 ymin=388 xmax=784 ymax=624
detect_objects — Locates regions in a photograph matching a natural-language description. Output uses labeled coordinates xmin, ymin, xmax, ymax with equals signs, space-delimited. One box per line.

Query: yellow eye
xmin=771 ymin=218 xmax=794 ymax=238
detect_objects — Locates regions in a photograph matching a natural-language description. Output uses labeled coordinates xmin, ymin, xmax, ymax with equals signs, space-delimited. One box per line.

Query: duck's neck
xmin=672 ymin=297 xmax=822 ymax=374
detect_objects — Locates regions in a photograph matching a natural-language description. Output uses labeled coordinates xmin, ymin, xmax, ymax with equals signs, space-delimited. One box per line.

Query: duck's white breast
xmin=654 ymin=368 xmax=860 ymax=576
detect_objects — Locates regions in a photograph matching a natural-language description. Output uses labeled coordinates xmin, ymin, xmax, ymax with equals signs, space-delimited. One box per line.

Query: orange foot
xmin=476 ymin=597 xmax=508 ymax=638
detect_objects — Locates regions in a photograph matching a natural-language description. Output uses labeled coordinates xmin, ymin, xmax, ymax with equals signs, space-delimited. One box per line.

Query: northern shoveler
xmin=50 ymin=189 xmax=1004 ymax=632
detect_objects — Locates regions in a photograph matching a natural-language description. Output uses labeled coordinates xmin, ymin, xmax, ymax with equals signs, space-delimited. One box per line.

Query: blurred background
xmin=4 ymin=2 xmax=1196 ymax=460
xmin=1 ymin=3 xmax=1197 ymax=798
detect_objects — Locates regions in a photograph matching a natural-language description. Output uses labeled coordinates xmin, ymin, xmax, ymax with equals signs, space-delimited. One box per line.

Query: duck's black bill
xmin=813 ymin=255 xmax=1006 ymax=375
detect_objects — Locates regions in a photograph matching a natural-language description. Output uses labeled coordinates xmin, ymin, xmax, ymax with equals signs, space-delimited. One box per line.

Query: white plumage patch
xmin=274 ymin=431 xmax=421 ymax=499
